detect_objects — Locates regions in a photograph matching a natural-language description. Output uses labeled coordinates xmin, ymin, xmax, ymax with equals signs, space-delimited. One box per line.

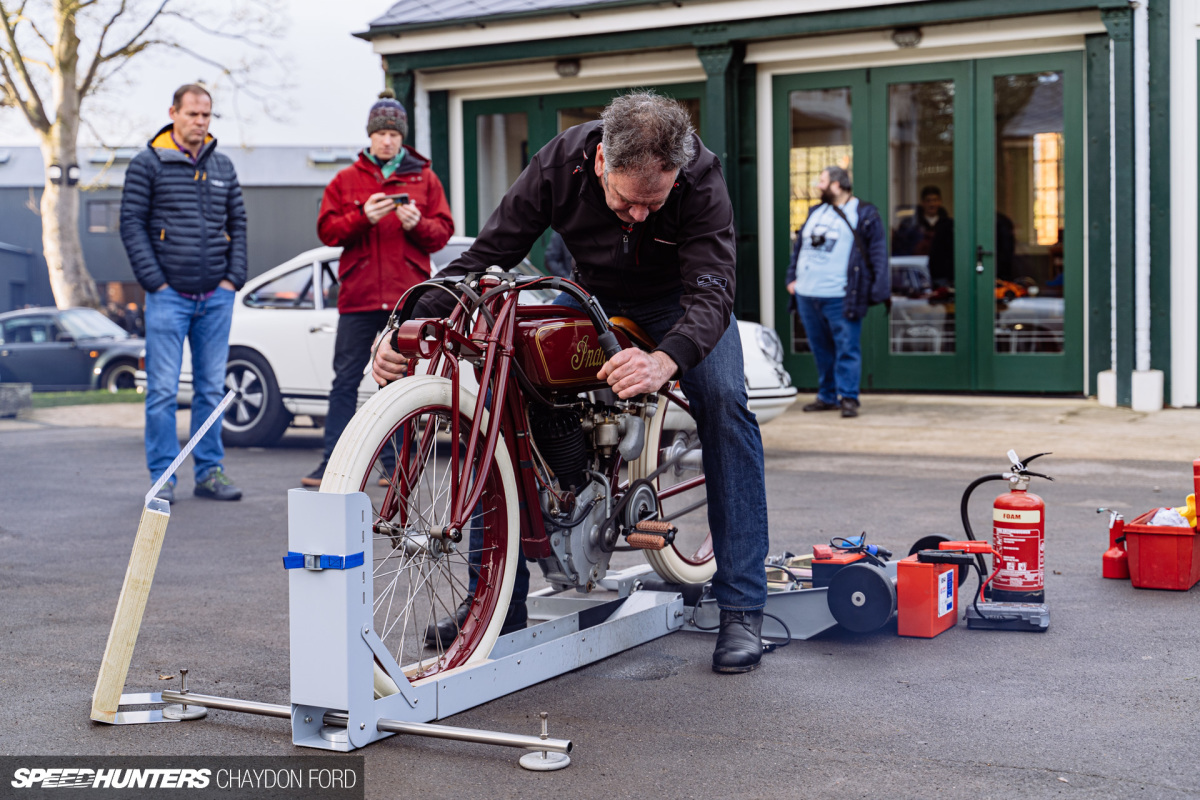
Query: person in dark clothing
xmin=786 ymin=166 xmax=889 ymax=418
xmin=301 ymin=90 xmax=454 ymax=487
xmin=542 ymin=230 xmax=574 ymax=278
xmin=120 ymin=83 xmax=246 ymax=504
xmin=892 ymin=185 xmax=954 ymax=288
xmin=373 ymin=91 xmax=771 ymax=674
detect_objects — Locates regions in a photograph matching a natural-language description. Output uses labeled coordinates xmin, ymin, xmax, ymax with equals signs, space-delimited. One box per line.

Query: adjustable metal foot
xmin=162 ymin=669 xmax=207 ymax=720
xmin=519 ymin=712 xmax=571 ymax=772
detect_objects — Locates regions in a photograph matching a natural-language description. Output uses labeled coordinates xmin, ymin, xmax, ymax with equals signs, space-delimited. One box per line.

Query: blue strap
xmin=282 ymin=551 xmax=365 ymax=570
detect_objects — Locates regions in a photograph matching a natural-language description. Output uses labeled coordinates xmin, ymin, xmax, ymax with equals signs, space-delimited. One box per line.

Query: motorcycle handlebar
xmin=393 ymin=269 xmax=622 ymax=356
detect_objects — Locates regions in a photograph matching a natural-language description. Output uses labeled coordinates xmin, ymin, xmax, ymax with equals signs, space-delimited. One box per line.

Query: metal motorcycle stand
xmin=102 ymin=490 xmax=695 ymax=769
xmin=100 ymin=490 xmax=885 ymax=768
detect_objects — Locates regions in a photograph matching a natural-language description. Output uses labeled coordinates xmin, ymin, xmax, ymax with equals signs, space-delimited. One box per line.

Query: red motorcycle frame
xmin=319 ymin=270 xmax=713 ymax=696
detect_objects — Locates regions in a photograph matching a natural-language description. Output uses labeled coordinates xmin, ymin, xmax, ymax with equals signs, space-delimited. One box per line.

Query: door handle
xmin=975 ymin=245 xmax=993 ymax=273
xmin=309 ymin=325 xmax=336 ymax=334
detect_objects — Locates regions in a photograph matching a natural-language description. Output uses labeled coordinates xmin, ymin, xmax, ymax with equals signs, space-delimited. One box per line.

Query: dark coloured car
xmin=0 ymin=307 xmax=145 ymax=392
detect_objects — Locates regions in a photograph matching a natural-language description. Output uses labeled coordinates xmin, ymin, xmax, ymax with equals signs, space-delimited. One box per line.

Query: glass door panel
xmin=887 ymin=80 xmax=957 ymax=355
xmin=975 ymin=53 xmax=1082 ymax=393
xmin=475 ymin=112 xmax=529 ymax=227
xmin=862 ymin=61 xmax=972 ymax=391
xmin=992 ymin=71 xmax=1065 ymax=354
xmin=787 ymin=87 xmax=853 ymax=355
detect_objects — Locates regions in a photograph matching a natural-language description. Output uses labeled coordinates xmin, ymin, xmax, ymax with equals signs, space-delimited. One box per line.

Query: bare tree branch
xmin=159 ymin=9 xmax=276 ymax=51
xmin=15 ymin=12 xmax=52 ymax=50
xmin=94 ymin=0 xmax=167 ymax=65
xmin=0 ymin=0 xmax=49 ymax=131
xmin=78 ymin=0 xmax=130 ymax=98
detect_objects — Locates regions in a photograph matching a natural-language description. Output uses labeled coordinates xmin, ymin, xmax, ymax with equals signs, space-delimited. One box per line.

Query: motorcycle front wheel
xmin=631 ymin=390 xmax=717 ymax=586
xmin=321 ymin=376 xmax=518 ymax=696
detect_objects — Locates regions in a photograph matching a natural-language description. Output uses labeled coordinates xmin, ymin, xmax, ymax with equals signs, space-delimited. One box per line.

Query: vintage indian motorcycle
xmin=319 ymin=268 xmax=713 ymax=698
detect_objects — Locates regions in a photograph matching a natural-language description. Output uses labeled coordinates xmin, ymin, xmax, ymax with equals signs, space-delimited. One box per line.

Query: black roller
xmin=826 ymin=563 xmax=897 ymax=633
xmin=908 ymin=533 xmax=969 ymax=586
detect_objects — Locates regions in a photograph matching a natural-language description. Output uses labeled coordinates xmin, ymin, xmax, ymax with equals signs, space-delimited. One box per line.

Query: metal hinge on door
xmin=975 ymin=244 xmax=993 ymax=273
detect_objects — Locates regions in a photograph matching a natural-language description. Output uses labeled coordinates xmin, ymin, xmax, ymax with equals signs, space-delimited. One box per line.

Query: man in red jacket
xmin=302 ymin=90 xmax=454 ymax=486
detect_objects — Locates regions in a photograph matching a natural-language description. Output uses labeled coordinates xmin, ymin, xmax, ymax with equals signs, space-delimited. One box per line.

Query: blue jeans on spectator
xmin=795 ymin=294 xmax=863 ymax=404
xmin=467 ymin=291 xmax=769 ymax=611
xmin=143 ymin=286 xmax=235 ymax=485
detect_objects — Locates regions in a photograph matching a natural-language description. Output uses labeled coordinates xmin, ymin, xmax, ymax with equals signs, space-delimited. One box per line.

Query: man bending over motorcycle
xmin=372 ymin=91 xmax=770 ymax=674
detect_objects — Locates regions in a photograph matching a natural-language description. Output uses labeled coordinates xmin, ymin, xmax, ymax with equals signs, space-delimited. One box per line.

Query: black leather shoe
xmin=802 ymin=399 xmax=838 ymax=412
xmin=426 ymin=595 xmax=472 ymax=649
xmin=712 ymin=610 xmax=764 ymax=674
xmin=425 ymin=597 xmax=528 ymax=649
xmin=840 ymin=397 xmax=859 ymax=418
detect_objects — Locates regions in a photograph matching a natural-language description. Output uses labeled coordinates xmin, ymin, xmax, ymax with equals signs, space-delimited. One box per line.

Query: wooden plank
xmin=90 ymin=504 xmax=171 ymax=723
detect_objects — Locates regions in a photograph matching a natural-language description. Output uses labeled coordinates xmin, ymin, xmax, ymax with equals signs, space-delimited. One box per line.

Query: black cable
xmin=829 ymin=535 xmax=888 ymax=569
xmin=967 ymin=562 xmax=1021 ymax=623
xmin=687 ymin=586 xmax=791 ymax=651
xmin=541 ymin=498 xmax=599 ymax=531
xmin=960 ymin=474 xmax=1007 ymax=580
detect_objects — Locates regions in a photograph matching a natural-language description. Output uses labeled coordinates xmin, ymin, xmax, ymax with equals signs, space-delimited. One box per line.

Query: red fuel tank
xmin=512 ymin=306 xmax=633 ymax=393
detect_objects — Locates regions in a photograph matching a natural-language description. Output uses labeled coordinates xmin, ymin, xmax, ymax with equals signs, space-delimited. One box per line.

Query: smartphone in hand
xmin=385 ymin=193 xmax=410 ymax=205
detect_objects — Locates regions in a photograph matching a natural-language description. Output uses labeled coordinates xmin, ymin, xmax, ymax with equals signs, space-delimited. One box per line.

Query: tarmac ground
xmin=2 ymin=394 xmax=1199 ymax=798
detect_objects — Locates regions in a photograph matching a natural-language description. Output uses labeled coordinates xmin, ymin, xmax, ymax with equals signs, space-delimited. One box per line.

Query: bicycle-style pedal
xmin=625 ymin=520 xmax=676 ymax=550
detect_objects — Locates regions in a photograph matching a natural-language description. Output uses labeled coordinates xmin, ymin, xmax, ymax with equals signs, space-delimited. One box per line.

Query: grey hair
xmin=600 ymin=91 xmax=696 ymax=176
xmin=824 ymin=165 xmax=852 ymax=194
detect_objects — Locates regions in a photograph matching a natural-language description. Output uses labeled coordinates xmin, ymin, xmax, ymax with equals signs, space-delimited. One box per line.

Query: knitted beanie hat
xmin=367 ymin=89 xmax=408 ymax=137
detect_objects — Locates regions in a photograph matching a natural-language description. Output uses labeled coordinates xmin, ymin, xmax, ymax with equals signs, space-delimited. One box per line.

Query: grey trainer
xmin=194 ymin=467 xmax=242 ymax=501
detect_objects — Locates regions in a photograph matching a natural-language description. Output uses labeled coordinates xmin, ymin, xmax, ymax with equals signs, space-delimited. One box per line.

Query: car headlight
xmin=756 ymin=325 xmax=784 ymax=364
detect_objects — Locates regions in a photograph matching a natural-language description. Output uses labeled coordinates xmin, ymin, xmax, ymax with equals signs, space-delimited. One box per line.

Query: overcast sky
xmin=0 ymin=0 xmax=392 ymax=149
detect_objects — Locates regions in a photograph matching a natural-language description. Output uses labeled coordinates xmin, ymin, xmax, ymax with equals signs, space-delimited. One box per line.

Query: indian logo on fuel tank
xmin=570 ymin=336 xmax=605 ymax=372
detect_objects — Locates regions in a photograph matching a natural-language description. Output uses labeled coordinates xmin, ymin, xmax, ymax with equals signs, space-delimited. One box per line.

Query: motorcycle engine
xmin=529 ymin=400 xmax=650 ymax=592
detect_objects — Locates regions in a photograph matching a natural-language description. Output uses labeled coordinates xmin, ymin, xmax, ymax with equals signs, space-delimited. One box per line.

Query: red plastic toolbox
xmin=1123 ymin=460 xmax=1200 ymax=591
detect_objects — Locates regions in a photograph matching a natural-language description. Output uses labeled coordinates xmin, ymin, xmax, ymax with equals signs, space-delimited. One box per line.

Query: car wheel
xmin=222 ymin=347 xmax=292 ymax=447
xmin=99 ymin=360 xmax=138 ymax=393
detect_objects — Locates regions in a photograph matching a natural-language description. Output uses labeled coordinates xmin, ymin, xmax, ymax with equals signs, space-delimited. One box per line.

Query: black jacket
xmin=120 ymin=124 xmax=248 ymax=294
xmin=786 ymin=200 xmax=889 ymax=321
xmin=440 ymin=121 xmax=737 ymax=375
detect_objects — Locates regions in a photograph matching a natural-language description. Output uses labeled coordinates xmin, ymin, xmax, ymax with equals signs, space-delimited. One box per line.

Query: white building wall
xmin=1170 ymin=0 xmax=1199 ymax=407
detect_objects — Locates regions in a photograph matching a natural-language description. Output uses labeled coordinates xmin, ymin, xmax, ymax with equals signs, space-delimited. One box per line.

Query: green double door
xmin=774 ymin=52 xmax=1084 ymax=393
xmin=463 ymin=85 xmax=703 ymax=268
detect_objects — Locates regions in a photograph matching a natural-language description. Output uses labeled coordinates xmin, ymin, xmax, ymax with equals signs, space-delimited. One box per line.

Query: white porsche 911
xmin=160 ymin=237 xmax=796 ymax=446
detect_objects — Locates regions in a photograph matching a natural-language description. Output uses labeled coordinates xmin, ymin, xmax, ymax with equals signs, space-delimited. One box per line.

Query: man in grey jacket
xmin=120 ymin=84 xmax=247 ymax=504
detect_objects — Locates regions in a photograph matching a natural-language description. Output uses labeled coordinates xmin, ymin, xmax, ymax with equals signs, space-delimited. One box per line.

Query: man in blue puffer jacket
xmin=120 ymin=83 xmax=247 ymax=504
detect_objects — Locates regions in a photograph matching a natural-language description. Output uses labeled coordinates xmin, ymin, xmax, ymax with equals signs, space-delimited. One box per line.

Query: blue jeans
xmin=795 ymin=294 xmax=863 ymax=404
xmin=469 ymin=291 xmax=769 ymax=611
xmin=143 ymin=286 xmax=235 ymax=485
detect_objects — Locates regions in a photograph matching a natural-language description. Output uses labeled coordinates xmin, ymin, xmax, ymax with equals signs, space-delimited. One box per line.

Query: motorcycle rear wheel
xmin=632 ymin=391 xmax=717 ymax=586
xmin=321 ymin=376 xmax=518 ymax=696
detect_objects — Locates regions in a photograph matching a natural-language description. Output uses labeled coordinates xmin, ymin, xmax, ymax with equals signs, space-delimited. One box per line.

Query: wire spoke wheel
xmin=631 ymin=390 xmax=715 ymax=585
xmin=320 ymin=376 xmax=518 ymax=696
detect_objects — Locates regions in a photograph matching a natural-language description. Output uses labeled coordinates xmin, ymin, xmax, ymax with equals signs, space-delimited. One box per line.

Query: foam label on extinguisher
xmin=938 ymin=571 xmax=954 ymax=617
xmin=993 ymin=508 xmax=1041 ymax=523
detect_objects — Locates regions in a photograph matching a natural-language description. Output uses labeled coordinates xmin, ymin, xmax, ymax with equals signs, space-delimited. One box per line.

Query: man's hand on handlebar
xmin=372 ymin=333 xmax=410 ymax=386
xmin=598 ymin=349 xmax=676 ymax=399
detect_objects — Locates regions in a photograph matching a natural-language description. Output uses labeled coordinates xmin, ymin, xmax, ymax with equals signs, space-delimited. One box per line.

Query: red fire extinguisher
xmin=961 ymin=450 xmax=1052 ymax=604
